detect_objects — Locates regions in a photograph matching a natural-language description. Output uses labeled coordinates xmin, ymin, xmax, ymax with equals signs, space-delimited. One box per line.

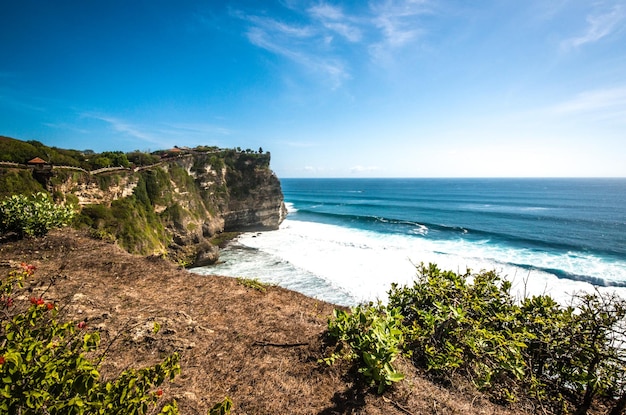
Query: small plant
xmin=0 ymin=263 xmax=180 ymax=414
xmin=324 ymin=304 xmax=405 ymax=393
xmin=237 ymin=277 xmax=271 ymax=293
xmin=208 ymin=397 xmax=233 ymax=415
xmin=0 ymin=192 xmax=75 ymax=237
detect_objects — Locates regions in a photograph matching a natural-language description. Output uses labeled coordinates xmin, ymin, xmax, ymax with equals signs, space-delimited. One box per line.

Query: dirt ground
xmin=0 ymin=229 xmax=531 ymax=415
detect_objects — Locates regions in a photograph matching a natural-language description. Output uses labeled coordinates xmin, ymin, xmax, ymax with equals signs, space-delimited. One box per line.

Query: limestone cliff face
xmin=52 ymin=150 xmax=286 ymax=266
xmin=55 ymin=171 xmax=139 ymax=206
xmin=221 ymin=156 xmax=287 ymax=232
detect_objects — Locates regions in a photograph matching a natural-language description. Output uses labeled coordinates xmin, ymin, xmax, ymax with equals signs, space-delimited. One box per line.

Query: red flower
xmin=30 ymin=297 xmax=45 ymax=306
xmin=5 ymin=297 xmax=13 ymax=307
xmin=46 ymin=302 xmax=54 ymax=310
xmin=20 ymin=262 xmax=36 ymax=275
xmin=0 ymin=356 xmax=5 ymax=365
xmin=156 ymin=389 xmax=163 ymax=397
xmin=77 ymin=321 xmax=87 ymax=330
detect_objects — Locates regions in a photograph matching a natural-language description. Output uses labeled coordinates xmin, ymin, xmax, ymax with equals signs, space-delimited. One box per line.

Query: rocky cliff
xmin=42 ymin=149 xmax=286 ymax=266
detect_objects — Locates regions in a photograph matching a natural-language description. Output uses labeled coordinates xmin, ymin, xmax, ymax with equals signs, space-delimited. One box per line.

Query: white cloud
xmin=350 ymin=165 xmax=380 ymax=174
xmin=246 ymin=15 xmax=314 ymax=38
xmin=235 ymin=1 xmax=435 ymax=87
xmin=80 ymin=113 xmax=234 ymax=148
xmin=308 ymin=4 xmax=344 ymax=21
xmin=324 ymin=21 xmax=362 ymax=42
xmin=307 ymin=3 xmax=362 ymax=42
xmin=549 ymin=86 xmax=626 ymax=116
xmin=83 ymin=113 xmax=158 ymax=143
xmin=561 ymin=3 xmax=626 ymax=49
xmin=245 ymin=20 xmax=349 ymax=89
xmin=368 ymin=0 xmax=431 ymax=61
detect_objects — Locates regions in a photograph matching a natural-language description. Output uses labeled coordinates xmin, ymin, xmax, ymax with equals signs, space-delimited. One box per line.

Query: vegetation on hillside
xmin=0 ymin=192 xmax=75 ymax=238
xmin=0 ymin=263 xmax=183 ymax=415
xmin=325 ymin=263 xmax=626 ymax=414
xmin=0 ymin=135 xmax=269 ymax=173
xmin=2 ymin=158 xmax=625 ymax=414
xmin=0 ymin=136 xmax=274 ymax=260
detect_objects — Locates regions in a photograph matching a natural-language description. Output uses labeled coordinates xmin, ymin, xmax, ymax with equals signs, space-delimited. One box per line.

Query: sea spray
xmin=192 ymin=178 xmax=626 ymax=306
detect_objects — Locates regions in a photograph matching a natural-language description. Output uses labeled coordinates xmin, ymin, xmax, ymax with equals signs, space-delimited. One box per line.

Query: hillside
xmin=0 ymin=136 xmax=286 ymax=266
xmin=0 ymin=229 xmax=529 ymax=415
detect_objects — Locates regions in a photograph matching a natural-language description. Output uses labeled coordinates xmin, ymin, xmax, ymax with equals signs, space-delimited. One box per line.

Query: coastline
xmin=0 ymin=228 xmax=527 ymax=415
xmin=195 ymin=217 xmax=626 ymax=306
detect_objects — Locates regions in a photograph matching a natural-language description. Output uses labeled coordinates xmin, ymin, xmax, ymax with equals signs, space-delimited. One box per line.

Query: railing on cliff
xmin=1 ymin=147 xmax=270 ymax=177
xmin=0 ymin=161 xmax=21 ymax=168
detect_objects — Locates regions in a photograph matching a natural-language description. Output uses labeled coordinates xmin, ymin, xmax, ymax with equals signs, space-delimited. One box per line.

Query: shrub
xmin=0 ymin=192 xmax=75 ymax=237
xmin=388 ymin=263 xmax=528 ymax=402
xmin=236 ymin=277 xmax=272 ymax=293
xmin=324 ymin=263 xmax=626 ymax=414
xmin=0 ymin=169 xmax=46 ymax=198
xmin=324 ymin=304 xmax=405 ymax=393
xmin=0 ymin=263 xmax=180 ymax=414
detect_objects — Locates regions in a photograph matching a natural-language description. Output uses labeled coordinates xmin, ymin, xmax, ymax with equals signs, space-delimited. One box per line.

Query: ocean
xmin=191 ymin=178 xmax=626 ymax=306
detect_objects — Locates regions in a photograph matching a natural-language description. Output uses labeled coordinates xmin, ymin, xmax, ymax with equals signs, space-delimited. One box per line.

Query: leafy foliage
xmin=324 ymin=304 xmax=405 ymax=393
xmin=324 ymin=263 xmax=626 ymax=414
xmin=208 ymin=397 xmax=233 ymax=415
xmin=0 ymin=263 xmax=180 ymax=415
xmin=236 ymin=277 xmax=272 ymax=293
xmin=0 ymin=168 xmax=46 ymax=198
xmin=0 ymin=192 xmax=75 ymax=238
xmin=388 ymin=264 xmax=528 ymax=401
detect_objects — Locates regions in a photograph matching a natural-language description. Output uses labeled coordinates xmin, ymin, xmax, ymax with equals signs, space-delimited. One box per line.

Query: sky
xmin=1 ymin=1 xmax=626 ymax=178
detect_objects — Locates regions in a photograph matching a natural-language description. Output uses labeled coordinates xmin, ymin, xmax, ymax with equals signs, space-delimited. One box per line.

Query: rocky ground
xmin=0 ymin=229 xmax=531 ymax=415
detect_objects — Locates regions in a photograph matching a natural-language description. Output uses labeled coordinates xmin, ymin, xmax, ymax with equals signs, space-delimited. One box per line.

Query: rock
xmin=194 ymin=242 xmax=220 ymax=267
xmin=33 ymin=149 xmax=286 ymax=262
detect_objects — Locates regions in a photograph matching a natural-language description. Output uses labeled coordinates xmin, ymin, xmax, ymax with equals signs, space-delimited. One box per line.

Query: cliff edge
xmin=0 ymin=138 xmax=287 ymax=266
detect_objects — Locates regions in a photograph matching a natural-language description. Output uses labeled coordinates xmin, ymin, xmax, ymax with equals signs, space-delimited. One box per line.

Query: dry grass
xmin=0 ymin=229 xmax=531 ymax=415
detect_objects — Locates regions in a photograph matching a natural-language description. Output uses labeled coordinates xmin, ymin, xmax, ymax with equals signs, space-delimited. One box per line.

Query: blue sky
xmin=1 ymin=1 xmax=625 ymax=177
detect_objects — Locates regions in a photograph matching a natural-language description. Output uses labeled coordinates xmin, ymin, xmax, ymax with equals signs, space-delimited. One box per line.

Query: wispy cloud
xmin=243 ymin=16 xmax=350 ymax=89
xmin=307 ymin=4 xmax=362 ymax=42
xmin=350 ymin=165 xmax=380 ymax=174
xmin=83 ymin=113 xmax=161 ymax=144
xmin=561 ymin=3 xmax=626 ymax=49
xmin=233 ymin=1 xmax=433 ymax=88
xmin=368 ymin=0 xmax=431 ymax=61
xmin=548 ymin=86 xmax=626 ymax=121
xmin=246 ymin=14 xmax=314 ymax=38
xmin=80 ymin=113 xmax=233 ymax=148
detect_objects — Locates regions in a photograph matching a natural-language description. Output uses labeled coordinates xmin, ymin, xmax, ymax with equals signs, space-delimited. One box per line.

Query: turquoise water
xmin=193 ymin=178 xmax=626 ymax=305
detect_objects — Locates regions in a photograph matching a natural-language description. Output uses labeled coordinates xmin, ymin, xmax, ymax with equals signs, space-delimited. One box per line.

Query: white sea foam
xmin=284 ymin=202 xmax=298 ymax=213
xmin=193 ymin=219 xmax=626 ymax=306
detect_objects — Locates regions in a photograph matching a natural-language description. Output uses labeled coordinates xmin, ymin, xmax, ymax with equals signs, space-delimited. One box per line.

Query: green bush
xmin=388 ymin=263 xmax=528 ymax=401
xmin=324 ymin=304 xmax=405 ymax=393
xmin=0 ymin=263 xmax=180 ymax=414
xmin=0 ymin=192 xmax=75 ymax=237
xmin=324 ymin=263 xmax=626 ymax=414
xmin=0 ymin=169 xmax=46 ymax=198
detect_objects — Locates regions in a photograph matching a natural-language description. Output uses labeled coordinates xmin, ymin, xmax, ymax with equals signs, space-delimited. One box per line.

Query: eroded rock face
xmin=55 ymin=172 xmax=139 ymax=206
xmin=53 ymin=150 xmax=286 ymax=265
xmin=194 ymin=242 xmax=220 ymax=267
xmin=223 ymin=170 xmax=287 ymax=232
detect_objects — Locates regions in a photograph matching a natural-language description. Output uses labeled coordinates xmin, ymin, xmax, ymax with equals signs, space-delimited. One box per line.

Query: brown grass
xmin=0 ymin=229 xmax=531 ymax=414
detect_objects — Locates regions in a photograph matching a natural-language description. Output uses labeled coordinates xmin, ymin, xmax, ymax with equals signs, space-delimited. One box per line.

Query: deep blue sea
xmin=192 ymin=178 xmax=626 ymax=306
